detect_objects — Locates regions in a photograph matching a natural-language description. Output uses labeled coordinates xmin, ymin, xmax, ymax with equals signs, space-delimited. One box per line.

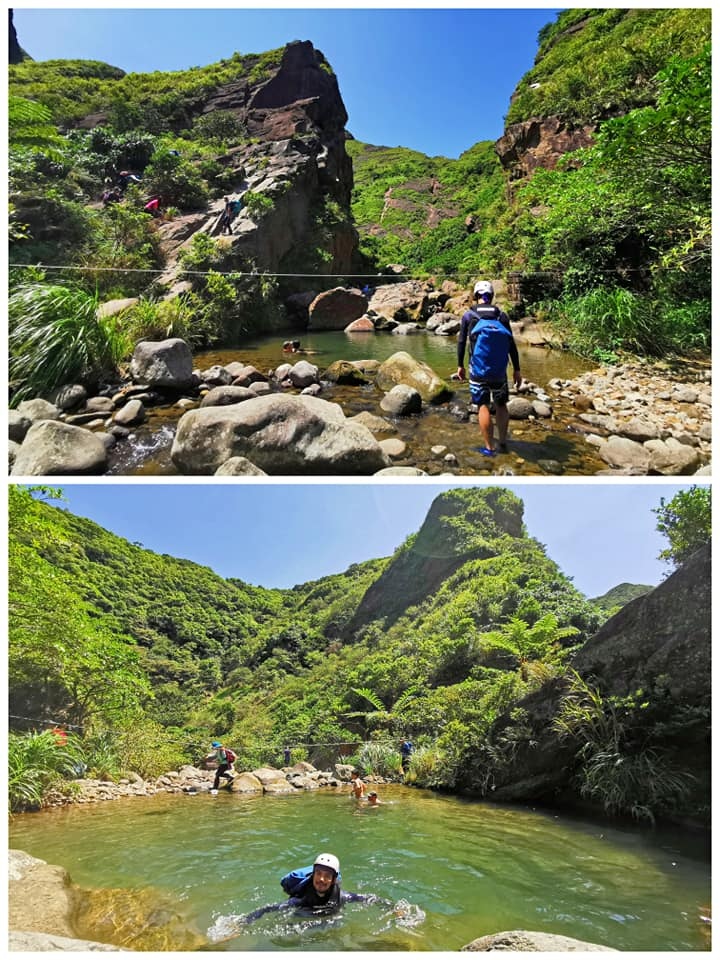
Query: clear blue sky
xmin=46 ymin=481 xmax=702 ymax=598
xmin=13 ymin=6 xmax=564 ymax=158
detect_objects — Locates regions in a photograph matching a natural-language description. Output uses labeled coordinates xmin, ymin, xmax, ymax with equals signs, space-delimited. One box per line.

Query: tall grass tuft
xmin=9 ymin=283 xmax=130 ymax=403
xmin=9 ymin=730 xmax=86 ymax=812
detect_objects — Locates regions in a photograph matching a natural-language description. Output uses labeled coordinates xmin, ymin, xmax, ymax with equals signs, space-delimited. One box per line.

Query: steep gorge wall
xmin=480 ymin=543 xmax=711 ymax=822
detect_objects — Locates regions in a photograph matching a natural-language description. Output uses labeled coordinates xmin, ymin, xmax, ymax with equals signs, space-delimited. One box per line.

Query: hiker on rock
xmin=242 ymin=853 xmax=389 ymax=922
xmin=144 ymin=196 xmax=161 ymax=217
xmin=456 ymin=280 xmax=522 ymax=456
xmin=207 ymin=740 xmax=236 ymax=792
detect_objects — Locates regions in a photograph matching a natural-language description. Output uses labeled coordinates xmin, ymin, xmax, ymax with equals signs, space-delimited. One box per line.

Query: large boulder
xmin=170 ymin=394 xmax=391 ymax=475
xmin=9 ymin=851 xmax=77 ymax=939
xmin=129 ymin=339 xmax=194 ymax=390
xmin=308 ymin=287 xmax=367 ymax=330
xmin=367 ymin=280 xmax=432 ymax=323
xmin=17 ymin=398 xmax=61 ymax=422
xmin=462 ymin=930 xmax=615 ymax=951
xmin=321 ymin=360 xmax=372 ymax=385
xmin=376 ymin=351 xmax=452 ymax=404
xmin=11 ymin=421 xmax=108 ymax=476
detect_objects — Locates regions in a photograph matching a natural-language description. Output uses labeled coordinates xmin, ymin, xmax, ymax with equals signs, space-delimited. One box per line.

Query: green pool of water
xmin=9 ymin=786 xmax=709 ymax=951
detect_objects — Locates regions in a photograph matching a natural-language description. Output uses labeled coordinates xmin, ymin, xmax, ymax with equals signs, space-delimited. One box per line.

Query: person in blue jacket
xmin=242 ymin=853 xmax=389 ymax=922
xmin=456 ymin=280 xmax=522 ymax=456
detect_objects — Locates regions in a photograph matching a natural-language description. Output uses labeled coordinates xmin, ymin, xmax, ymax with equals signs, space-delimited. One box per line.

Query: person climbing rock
xmin=456 ymin=280 xmax=522 ymax=456
xmin=207 ymin=740 xmax=236 ymax=792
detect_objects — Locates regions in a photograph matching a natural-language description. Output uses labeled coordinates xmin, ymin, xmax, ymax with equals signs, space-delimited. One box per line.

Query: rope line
xmin=8 ymin=260 xmax=672 ymax=279
xmin=8 ymin=715 xmax=400 ymax=750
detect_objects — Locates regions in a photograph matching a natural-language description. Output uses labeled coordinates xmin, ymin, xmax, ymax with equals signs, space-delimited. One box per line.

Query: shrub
xmin=142 ymin=148 xmax=208 ymax=208
xmin=9 ymin=283 xmax=129 ymax=403
xmin=9 ymin=730 xmax=86 ymax=812
xmin=356 ymin=741 xmax=401 ymax=778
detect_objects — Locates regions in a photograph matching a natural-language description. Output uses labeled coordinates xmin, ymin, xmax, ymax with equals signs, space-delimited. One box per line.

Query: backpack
xmin=230 ymin=199 xmax=242 ymax=213
xmin=468 ymin=306 xmax=513 ymax=382
xmin=223 ymin=747 xmax=236 ymax=764
xmin=280 ymin=865 xmax=342 ymax=896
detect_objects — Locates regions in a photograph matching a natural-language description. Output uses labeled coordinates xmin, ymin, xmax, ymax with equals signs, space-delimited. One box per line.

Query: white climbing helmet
xmin=314 ymin=853 xmax=340 ymax=875
xmin=473 ymin=280 xmax=494 ymax=298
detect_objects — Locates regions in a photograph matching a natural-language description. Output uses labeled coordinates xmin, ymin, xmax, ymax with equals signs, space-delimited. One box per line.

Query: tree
xmin=479 ymin=614 xmax=579 ymax=682
xmin=653 ymin=486 xmax=711 ymax=568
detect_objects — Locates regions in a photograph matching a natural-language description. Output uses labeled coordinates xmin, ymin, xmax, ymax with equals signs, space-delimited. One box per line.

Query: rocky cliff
xmin=73 ymin=40 xmax=358 ymax=290
xmin=8 ymin=9 xmax=29 ymax=65
xmin=477 ymin=542 xmax=711 ymax=823
xmin=343 ymin=489 xmax=525 ymax=636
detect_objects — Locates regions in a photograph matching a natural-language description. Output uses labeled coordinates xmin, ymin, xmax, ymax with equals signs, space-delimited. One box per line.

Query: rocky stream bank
xmin=9 ymin=302 xmax=711 ymax=478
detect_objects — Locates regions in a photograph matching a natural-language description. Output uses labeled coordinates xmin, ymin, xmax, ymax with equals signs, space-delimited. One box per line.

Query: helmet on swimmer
xmin=473 ymin=280 xmax=494 ymax=299
xmin=314 ymin=853 xmax=340 ymax=875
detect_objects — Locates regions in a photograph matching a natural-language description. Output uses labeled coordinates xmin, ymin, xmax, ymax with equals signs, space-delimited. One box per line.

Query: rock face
xmin=160 ymin=41 xmax=356 ymax=284
xmin=9 ymin=9 xmax=29 ymax=64
xmin=495 ymin=117 xmax=596 ymax=181
xmin=482 ymin=543 xmax=711 ymax=819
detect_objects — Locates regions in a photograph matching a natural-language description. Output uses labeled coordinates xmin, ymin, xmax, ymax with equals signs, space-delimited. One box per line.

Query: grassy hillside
xmin=347 ymin=139 xmax=506 ymax=277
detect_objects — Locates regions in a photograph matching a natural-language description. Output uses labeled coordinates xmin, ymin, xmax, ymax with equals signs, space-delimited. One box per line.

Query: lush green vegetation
xmin=348 ymin=9 xmax=710 ymax=360
xmin=7 ymin=7 xmax=711 ymax=399
xmin=590 ymin=583 xmax=652 ymax=615
xmin=9 ymin=486 xmax=707 ymax=823
xmin=347 ymin=140 xmax=506 ymax=278
xmin=653 ymin=485 xmax=711 ymax=569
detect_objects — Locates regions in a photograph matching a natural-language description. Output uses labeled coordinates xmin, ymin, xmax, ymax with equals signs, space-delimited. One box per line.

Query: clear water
xmin=109 ymin=331 xmax=606 ymax=476
xmin=9 ymin=786 xmax=710 ymax=951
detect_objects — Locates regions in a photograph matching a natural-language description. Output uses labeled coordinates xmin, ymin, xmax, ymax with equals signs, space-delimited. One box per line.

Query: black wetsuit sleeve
xmin=341 ymin=891 xmax=394 ymax=908
xmin=457 ymin=312 xmax=473 ymax=366
xmin=242 ymin=900 xmax=296 ymax=924
xmin=500 ymin=312 xmax=520 ymax=372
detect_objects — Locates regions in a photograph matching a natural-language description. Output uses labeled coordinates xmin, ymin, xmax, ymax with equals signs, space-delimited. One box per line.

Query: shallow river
xmin=9 ymin=786 xmax=709 ymax=951
xmin=108 ymin=330 xmax=608 ymax=476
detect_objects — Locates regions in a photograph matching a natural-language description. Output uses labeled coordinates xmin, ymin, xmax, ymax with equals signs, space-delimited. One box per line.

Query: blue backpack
xmin=281 ymin=865 xmax=342 ymax=896
xmin=469 ymin=306 xmax=513 ymax=381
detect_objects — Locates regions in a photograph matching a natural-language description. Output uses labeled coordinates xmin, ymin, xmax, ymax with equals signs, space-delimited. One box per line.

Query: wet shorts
xmin=469 ymin=379 xmax=509 ymax=407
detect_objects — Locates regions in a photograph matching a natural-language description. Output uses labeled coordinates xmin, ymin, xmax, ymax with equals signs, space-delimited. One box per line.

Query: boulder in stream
xmin=129 ymin=338 xmax=194 ymax=390
xmin=376 ymin=351 xmax=452 ymax=404
xmin=11 ymin=421 xmax=109 ymax=476
xmin=170 ymin=393 xmax=391 ymax=475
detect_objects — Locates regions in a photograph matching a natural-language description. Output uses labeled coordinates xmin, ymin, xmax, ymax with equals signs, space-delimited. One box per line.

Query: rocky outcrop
xmin=9 ymin=9 xmax=30 ymax=64
xmin=495 ymin=116 xmax=596 ymax=181
xmin=480 ymin=543 xmax=711 ymax=820
xmin=344 ymin=488 xmax=524 ymax=635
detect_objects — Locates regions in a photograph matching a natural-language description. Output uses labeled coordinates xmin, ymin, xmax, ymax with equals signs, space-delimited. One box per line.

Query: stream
xmin=107 ymin=330 xmax=608 ymax=476
xmin=9 ymin=786 xmax=710 ymax=951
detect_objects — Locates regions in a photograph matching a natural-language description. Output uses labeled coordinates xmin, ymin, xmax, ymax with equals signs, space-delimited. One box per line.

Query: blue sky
xmin=47 ymin=481 xmax=701 ymax=597
xmin=12 ymin=6 xmax=563 ymax=158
